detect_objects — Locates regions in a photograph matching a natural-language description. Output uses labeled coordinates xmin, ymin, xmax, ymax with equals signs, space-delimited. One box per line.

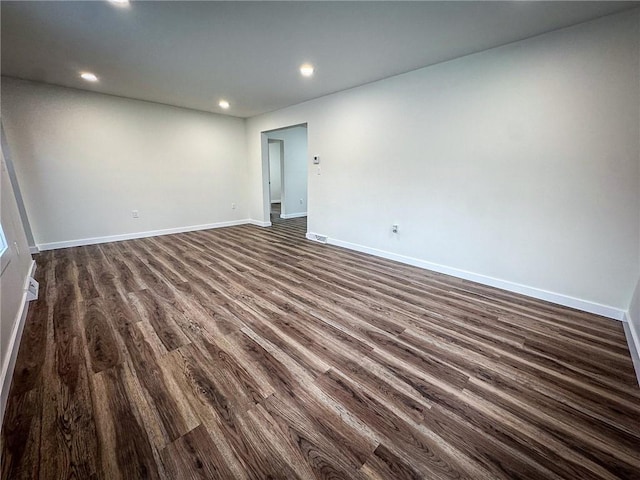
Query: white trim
xmin=28 ymin=246 xmax=39 ymax=255
xmin=249 ymin=220 xmax=272 ymax=227
xmin=36 ymin=219 xmax=252 ymax=251
xmin=309 ymin=233 xmax=625 ymax=321
xmin=623 ymin=313 xmax=640 ymax=387
xmin=1 ymin=259 xmax=36 ymax=424
xmin=0 ymin=224 xmax=8 ymax=257
xmin=280 ymin=212 xmax=307 ymax=219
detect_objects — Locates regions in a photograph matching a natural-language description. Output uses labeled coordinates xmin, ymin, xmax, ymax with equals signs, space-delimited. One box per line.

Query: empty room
xmin=1 ymin=1 xmax=640 ymax=479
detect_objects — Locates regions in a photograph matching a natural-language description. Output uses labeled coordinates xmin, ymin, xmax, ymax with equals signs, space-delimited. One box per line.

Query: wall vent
xmin=306 ymin=233 xmax=328 ymax=244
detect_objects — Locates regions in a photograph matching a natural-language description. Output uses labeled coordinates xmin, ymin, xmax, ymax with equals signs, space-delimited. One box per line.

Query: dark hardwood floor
xmin=2 ymin=217 xmax=639 ymax=479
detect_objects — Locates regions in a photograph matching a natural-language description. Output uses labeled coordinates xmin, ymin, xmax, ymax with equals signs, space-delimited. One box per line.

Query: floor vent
xmin=26 ymin=276 xmax=39 ymax=301
xmin=307 ymin=233 xmax=328 ymax=244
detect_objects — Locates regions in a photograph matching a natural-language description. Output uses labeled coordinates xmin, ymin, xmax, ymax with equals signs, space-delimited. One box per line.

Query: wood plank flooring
xmin=2 ymin=217 xmax=640 ymax=479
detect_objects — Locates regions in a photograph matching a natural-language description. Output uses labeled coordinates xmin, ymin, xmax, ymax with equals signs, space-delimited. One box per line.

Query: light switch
xmin=313 ymin=155 xmax=320 ymax=164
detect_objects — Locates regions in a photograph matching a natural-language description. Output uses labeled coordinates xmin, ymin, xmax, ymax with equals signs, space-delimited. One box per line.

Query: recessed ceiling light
xmin=80 ymin=72 xmax=98 ymax=82
xmin=300 ymin=64 xmax=315 ymax=77
xmin=219 ymin=100 xmax=230 ymax=109
xmin=109 ymin=0 xmax=130 ymax=6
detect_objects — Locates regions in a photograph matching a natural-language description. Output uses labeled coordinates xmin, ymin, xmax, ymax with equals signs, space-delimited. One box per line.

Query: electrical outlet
xmin=392 ymin=224 xmax=399 ymax=233
xmin=232 ymin=203 xmax=237 ymax=210
xmin=299 ymin=198 xmax=303 ymax=204
xmin=132 ymin=210 xmax=139 ymax=218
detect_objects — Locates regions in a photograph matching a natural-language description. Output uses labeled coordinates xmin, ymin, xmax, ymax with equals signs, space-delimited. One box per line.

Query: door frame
xmin=267 ymin=139 xmax=285 ymax=218
xmin=260 ymin=123 xmax=308 ymax=226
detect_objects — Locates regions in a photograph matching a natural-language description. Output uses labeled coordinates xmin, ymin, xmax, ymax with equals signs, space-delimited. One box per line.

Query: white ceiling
xmin=2 ymin=1 xmax=637 ymax=118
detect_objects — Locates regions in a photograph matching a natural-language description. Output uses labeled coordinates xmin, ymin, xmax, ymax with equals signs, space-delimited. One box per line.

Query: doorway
xmin=261 ymin=124 xmax=308 ymax=227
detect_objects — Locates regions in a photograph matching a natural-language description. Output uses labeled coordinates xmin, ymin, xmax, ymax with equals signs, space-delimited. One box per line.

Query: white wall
xmin=1 ymin=146 xmax=34 ymax=420
xmin=628 ymin=57 xmax=640 ymax=364
xmin=246 ymin=10 xmax=640 ymax=316
xmin=267 ymin=126 xmax=308 ymax=218
xmin=1 ymin=78 xmax=249 ymax=249
xmin=629 ymin=279 xmax=640 ymax=335
xmin=1 ymin=126 xmax=35 ymax=249
xmin=627 ymin=278 xmax=640 ymax=383
xmin=268 ymin=141 xmax=282 ymax=202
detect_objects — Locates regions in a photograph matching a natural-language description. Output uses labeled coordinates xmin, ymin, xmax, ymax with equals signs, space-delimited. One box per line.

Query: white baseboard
xmin=0 ymin=259 xmax=36 ymax=424
xmin=28 ymin=246 xmax=39 ymax=254
xmin=249 ymin=220 xmax=272 ymax=227
xmin=307 ymin=233 xmax=625 ymax=321
xmin=623 ymin=313 xmax=640 ymax=387
xmin=280 ymin=212 xmax=307 ymax=219
xmin=36 ymin=219 xmax=253 ymax=251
